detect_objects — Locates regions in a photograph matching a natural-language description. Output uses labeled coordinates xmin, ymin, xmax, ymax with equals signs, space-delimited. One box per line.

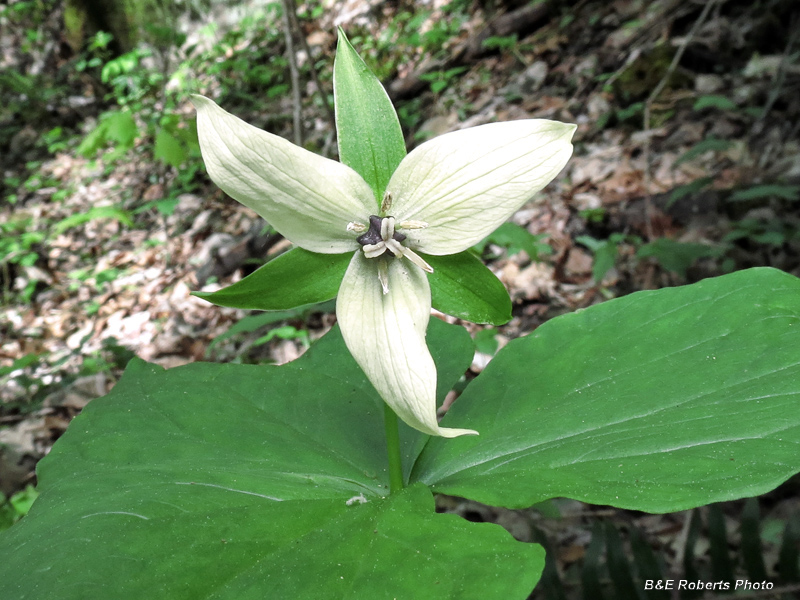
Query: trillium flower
xmin=192 ymin=94 xmax=575 ymax=438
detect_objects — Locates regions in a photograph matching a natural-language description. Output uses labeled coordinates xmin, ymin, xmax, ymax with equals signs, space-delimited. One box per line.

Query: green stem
xmin=383 ymin=404 xmax=404 ymax=493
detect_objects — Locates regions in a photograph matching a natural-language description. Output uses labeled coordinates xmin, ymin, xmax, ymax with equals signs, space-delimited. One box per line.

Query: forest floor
xmin=2 ymin=0 xmax=800 ymax=597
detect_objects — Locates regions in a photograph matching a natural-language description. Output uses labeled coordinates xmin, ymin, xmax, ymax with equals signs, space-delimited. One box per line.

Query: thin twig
xmin=751 ymin=15 xmax=800 ymax=139
xmin=281 ymin=0 xmax=303 ymax=146
xmin=641 ymin=0 xmax=716 ymax=239
xmin=284 ymin=0 xmax=336 ymax=135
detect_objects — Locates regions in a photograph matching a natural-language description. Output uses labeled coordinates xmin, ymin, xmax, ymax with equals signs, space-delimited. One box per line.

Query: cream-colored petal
xmin=387 ymin=120 xmax=576 ymax=255
xmin=192 ymin=95 xmax=375 ymax=253
xmin=337 ymin=253 xmax=477 ymax=438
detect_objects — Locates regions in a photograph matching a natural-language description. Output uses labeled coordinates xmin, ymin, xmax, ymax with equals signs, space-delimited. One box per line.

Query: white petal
xmin=387 ymin=120 xmax=576 ymax=254
xmin=192 ymin=95 xmax=375 ymax=253
xmin=337 ymin=253 xmax=477 ymax=438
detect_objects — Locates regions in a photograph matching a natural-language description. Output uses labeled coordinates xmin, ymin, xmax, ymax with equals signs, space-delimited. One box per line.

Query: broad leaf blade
xmin=414 ymin=268 xmax=800 ymax=512
xmin=0 ymin=323 xmax=529 ymax=599
xmin=427 ymin=251 xmax=513 ymax=325
xmin=333 ymin=29 xmax=405 ymax=203
xmin=193 ymin=248 xmax=350 ymax=310
xmin=0 ymin=482 xmax=542 ymax=599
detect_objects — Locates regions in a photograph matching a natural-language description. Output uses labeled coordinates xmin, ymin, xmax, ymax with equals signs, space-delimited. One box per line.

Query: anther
xmin=363 ymin=243 xmax=386 ymax=258
xmin=398 ymin=220 xmax=428 ymax=230
xmin=381 ymin=192 xmax=393 ymax=214
xmin=402 ymin=247 xmax=434 ymax=273
xmin=380 ymin=216 xmax=393 ymax=241
xmin=347 ymin=221 xmax=367 ymax=233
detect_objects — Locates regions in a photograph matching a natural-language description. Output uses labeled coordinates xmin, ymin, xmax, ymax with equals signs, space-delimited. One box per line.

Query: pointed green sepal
xmin=333 ymin=29 xmax=406 ymax=203
xmin=426 ymin=252 xmax=513 ymax=325
xmin=192 ymin=248 xmax=351 ymax=311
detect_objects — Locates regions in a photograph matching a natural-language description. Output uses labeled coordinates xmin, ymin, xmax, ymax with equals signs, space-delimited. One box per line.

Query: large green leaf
xmin=193 ymin=248 xmax=351 ymax=311
xmin=333 ymin=29 xmax=406 ymax=204
xmin=0 ymin=321 xmax=544 ymax=599
xmin=427 ymin=251 xmax=512 ymax=325
xmin=414 ymin=267 xmax=800 ymax=513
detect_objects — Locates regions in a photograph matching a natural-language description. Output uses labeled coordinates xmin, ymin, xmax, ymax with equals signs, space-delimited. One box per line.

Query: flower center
xmin=348 ymin=214 xmax=434 ymax=294
xmin=356 ymin=215 xmax=406 ymax=256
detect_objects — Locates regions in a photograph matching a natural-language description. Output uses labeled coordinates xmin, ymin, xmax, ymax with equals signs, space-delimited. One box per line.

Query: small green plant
xmin=579 ymin=207 xmax=607 ymax=223
xmin=153 ymin=113 xmax=200 ymax=169
xmin=668 ymin=176 xmax=714 ymax=207
xmin=252 ymin=325 xmax=310 ymax=351
xmin=76 ymin=110 xmax=139 ymax=160
xmin=728 ymin=184 xmax=800 ymax=203
xmin=0 ymin=217 xmax=45 ymax=302
xmin=78 ymin=338 xmax=136 ymax=377
xmin=207 ymin=305 xmax=331 ymax=361
xmin=596 ymin=102 xmax=645 ymax=129
xmin=418 ymin=66 xmax=468 ymax=94
xmin=576 ymin=233 xmax=639 ymax=282
xmin=0 ymin=486 xmax=38 ymax=531
xmin=54 ymin=206 xmax=134 ymax=234
xmin=725 ymin=217 xmax=800 ymax=247
xmin=475 ymin=222 xmax=551 ymax=261
xmin=75 ymin=31 xmax=114 ymax=74
xmin=481 ymin=34 xmax=529 ymax=64
xmin=637 ymin=238 xmax=720 ymax=277
xmin=101 ymin=46 xmax=162 ymax=109
xmin=616 ymin=101 xmax=644 ymax=123
xmin=350 ymin=0 xmax=471 ymax=79
xmin=693 ymin=94 xmax=738 ymax=111
xmin=482 ymin=34 xmax=518 ymax=52
xmin=67 ymin=266 xmax=125 ymax=293
xmin=473 ymin=328 xmax=499 ymax=356
xmin=579 ymin=233 xmax=718 ymax=280
xmin=675 ymin=137 xmax=733 ymax=166
xmin=41 ymin=127 xmax=70 ymax=154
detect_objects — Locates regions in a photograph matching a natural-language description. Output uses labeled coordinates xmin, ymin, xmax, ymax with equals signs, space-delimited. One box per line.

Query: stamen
xmin=377 ymin=260 xmax=389 ymax=295
xmin=381 ymin=192 xmax=392 ymax=214
xmin=363 ymin=242 xmax=387 ymax=258
xmin=380 ymin=217 xmax=391 ymax=241
xmin=402 ymin=247 xmax=434 ymax=273
xmin=384 ymin=238 xmax=405 ymax=257
xmin=355 ymin=214 xmax=432 ymax=275
xmin=398 ymin=220 xmax=429 ymax=230
xmin=347 ymin=221 xmax=367 ymax=233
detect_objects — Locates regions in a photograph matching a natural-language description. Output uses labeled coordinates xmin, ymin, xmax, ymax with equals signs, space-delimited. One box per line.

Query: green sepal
xmin=426 ymin=251 xmax=513 ymax=325
xmin=192 ymin=248 xmax=351 ymax=311
xmin=414 ymin=267 xmax=800 ymax=513
xmin=333 ymin=28 xmax=406 ymax=204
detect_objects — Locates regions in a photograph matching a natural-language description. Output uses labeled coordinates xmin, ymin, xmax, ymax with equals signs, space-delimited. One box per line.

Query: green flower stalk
xmin=191 ymin=68 xmax=574 ymax=439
